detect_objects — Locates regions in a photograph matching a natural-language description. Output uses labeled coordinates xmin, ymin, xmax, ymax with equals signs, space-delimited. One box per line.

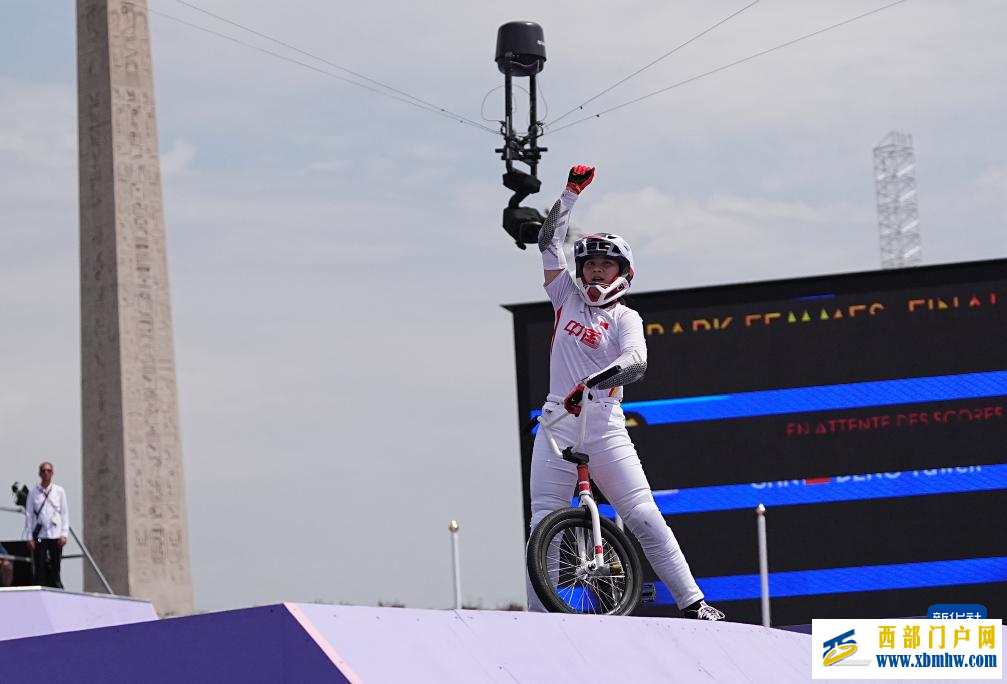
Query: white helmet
xmin=573 ymin=233 xmax=635 ymax=306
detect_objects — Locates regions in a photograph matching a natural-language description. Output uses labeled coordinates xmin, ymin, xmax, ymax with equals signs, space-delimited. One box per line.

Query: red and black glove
xmin=563 ymin=383 xmax=586 ymax=416
xmin=566 ymin=165 xmax=595 ymax=194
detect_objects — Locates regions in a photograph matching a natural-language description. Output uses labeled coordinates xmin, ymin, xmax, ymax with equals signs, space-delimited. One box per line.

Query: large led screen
xmin=507 ymin=259 xmax=1007 ymax=625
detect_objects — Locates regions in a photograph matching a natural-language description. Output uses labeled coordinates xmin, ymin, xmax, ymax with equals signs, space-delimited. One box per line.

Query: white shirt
xmin=24 ymin=483 xmax=69 ymax=540
xmin=544 ymin=270 xmax=647 ymax=404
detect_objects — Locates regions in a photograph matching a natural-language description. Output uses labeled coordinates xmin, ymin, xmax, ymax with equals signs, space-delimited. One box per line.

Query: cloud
xmin=160 ymin=139 xmax=197 ymax=177
xmin=974 ymin=167 xmax=1007 ymax=222
xmin=577 ymin=185 xmax=879 ymax=290
xmin=708 ymin=195 xmax=824 ymax=223
xmin=0 ymin=78 xmax=76 ymax=168
xmin=583 ymin=186 xmax=822 ymax=252
xmin=978 ymin=167 xmax=1007 ymax=193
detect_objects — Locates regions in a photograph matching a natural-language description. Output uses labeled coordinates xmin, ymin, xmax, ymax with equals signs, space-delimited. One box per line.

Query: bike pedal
xmin=640 ymin=582 xmax=657 ymax=604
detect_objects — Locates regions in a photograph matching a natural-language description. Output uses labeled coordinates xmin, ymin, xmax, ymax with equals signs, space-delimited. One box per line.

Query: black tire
xmin=527 ymin=507 xmax=643 ymax=616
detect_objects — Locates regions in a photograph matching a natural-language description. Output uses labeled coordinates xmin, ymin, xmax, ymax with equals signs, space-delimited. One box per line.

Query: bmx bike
xmin=526 ymin=389 xmax=645 ymax=616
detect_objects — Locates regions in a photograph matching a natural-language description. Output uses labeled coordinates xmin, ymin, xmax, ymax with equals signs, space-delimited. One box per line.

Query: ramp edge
xmin=285 ymin=602 xmax=365 ymax=684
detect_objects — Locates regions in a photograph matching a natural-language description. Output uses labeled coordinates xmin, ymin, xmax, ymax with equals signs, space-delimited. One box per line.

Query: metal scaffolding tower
xmin=874 ymin=131 xmax=922 ymax=269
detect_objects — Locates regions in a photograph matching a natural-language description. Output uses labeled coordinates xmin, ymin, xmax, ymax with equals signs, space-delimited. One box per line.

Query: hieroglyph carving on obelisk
xmin=77 ymin=0 xmax=193 ymax=616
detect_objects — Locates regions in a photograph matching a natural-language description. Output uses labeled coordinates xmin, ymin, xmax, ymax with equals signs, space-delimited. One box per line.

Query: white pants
xmin=526 ymin=398 xmax=704 ymax=611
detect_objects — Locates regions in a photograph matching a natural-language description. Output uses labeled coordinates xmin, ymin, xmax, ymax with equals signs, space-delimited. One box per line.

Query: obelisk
xmin=77 ymin=0 xmax=193 ymax=616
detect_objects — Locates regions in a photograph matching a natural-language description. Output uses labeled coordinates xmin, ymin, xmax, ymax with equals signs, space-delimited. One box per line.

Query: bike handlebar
xmin=535 ymin=393 xmax=600 ymax=458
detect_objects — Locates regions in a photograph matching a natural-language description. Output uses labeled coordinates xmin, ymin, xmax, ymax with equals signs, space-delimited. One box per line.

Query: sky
xmin=1 ymin=0 xmax=1004 ymax=613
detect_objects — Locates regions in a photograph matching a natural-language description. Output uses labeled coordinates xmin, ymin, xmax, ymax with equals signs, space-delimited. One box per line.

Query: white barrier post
xmin=756 ymin=503 xmax=771 ymax=628
xmin=449 ymin=520 xmax=462 ymax=609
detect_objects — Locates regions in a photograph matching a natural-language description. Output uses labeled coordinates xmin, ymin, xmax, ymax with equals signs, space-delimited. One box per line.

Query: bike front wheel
xmin=527 ymin=507 xmax=643 ymax=616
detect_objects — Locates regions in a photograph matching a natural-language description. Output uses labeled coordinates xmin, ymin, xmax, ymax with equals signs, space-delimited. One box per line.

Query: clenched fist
xmin=566 ymin=165 xmax=595 ymax=194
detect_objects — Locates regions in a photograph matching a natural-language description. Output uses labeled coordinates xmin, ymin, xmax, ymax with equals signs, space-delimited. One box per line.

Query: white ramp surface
xmin=0 ymin=587 xmax=157 ymax=641
xmin=290 ymin=603 xmax=810 ymax=683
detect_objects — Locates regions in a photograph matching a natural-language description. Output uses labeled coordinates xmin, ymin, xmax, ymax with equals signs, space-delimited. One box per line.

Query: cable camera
xmin=11 ymin=482 xmax=28 ymax=508
xmin=494 ymin=21 xmax=548 ymax=249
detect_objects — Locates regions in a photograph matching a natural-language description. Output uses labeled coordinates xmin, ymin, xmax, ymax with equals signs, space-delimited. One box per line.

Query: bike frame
xmin=536 ymin=401 xmax=606 ymax=570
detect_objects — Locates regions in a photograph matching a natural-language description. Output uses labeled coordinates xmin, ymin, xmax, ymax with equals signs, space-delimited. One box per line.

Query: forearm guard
xmin=585 ymin=349 xmax=648 ymax=390
xmin=539 ymin=189 xmax=578 ymax=271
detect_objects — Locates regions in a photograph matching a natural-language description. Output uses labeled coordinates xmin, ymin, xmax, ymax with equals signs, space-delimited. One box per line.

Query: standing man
xmin=25 ymin=462 xmax=69 ymax=588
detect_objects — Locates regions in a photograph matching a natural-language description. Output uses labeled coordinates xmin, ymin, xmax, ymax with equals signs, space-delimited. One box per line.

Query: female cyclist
xmin=527 ymin=164 xmax=725 ymax=621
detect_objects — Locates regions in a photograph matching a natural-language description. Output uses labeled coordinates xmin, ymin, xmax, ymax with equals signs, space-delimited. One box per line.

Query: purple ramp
xmin=0 ymin=588 xmax=157 ymax=641
xmin=0 ymin=605 xmax=348 ymax=683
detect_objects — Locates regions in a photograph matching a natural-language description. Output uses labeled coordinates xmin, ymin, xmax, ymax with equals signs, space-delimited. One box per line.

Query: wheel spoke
xmin=535 ymin=516 xmax=637 ymax=615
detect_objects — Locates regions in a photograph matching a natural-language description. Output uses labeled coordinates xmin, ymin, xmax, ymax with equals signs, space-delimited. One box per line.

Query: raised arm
xmin=539 ymin=165 xmax=595 ymax=286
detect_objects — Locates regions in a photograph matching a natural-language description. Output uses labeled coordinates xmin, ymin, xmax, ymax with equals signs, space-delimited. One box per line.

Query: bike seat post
xmin=576 ymin=463 xmax=591 ymax=499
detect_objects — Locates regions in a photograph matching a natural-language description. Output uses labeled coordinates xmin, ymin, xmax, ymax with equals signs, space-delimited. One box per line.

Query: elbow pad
xmin=586 ymin=349 xmax=647 ymax=390
xmin=539 ymin=190 xmax=577 ymax=271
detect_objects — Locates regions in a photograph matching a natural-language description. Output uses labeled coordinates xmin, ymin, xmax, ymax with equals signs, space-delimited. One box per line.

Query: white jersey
xmin=544 ymin=270 xmax=647 ymax=404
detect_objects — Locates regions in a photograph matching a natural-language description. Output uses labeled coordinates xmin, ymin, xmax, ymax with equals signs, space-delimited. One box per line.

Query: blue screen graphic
xmin=624 ymin=371 xmax=1007 ymax=425
xmin=511 ymin=263 xmax=1007 ymax=621
xmin=592 ymin=464 xmax=1007 ymax=516
xmin=652 ymin=557 xmax=1007 ymax=603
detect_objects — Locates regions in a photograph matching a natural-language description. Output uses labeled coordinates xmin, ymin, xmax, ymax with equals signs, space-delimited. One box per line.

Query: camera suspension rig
xmin=494 ymin=22 xmax=549 ymax=249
